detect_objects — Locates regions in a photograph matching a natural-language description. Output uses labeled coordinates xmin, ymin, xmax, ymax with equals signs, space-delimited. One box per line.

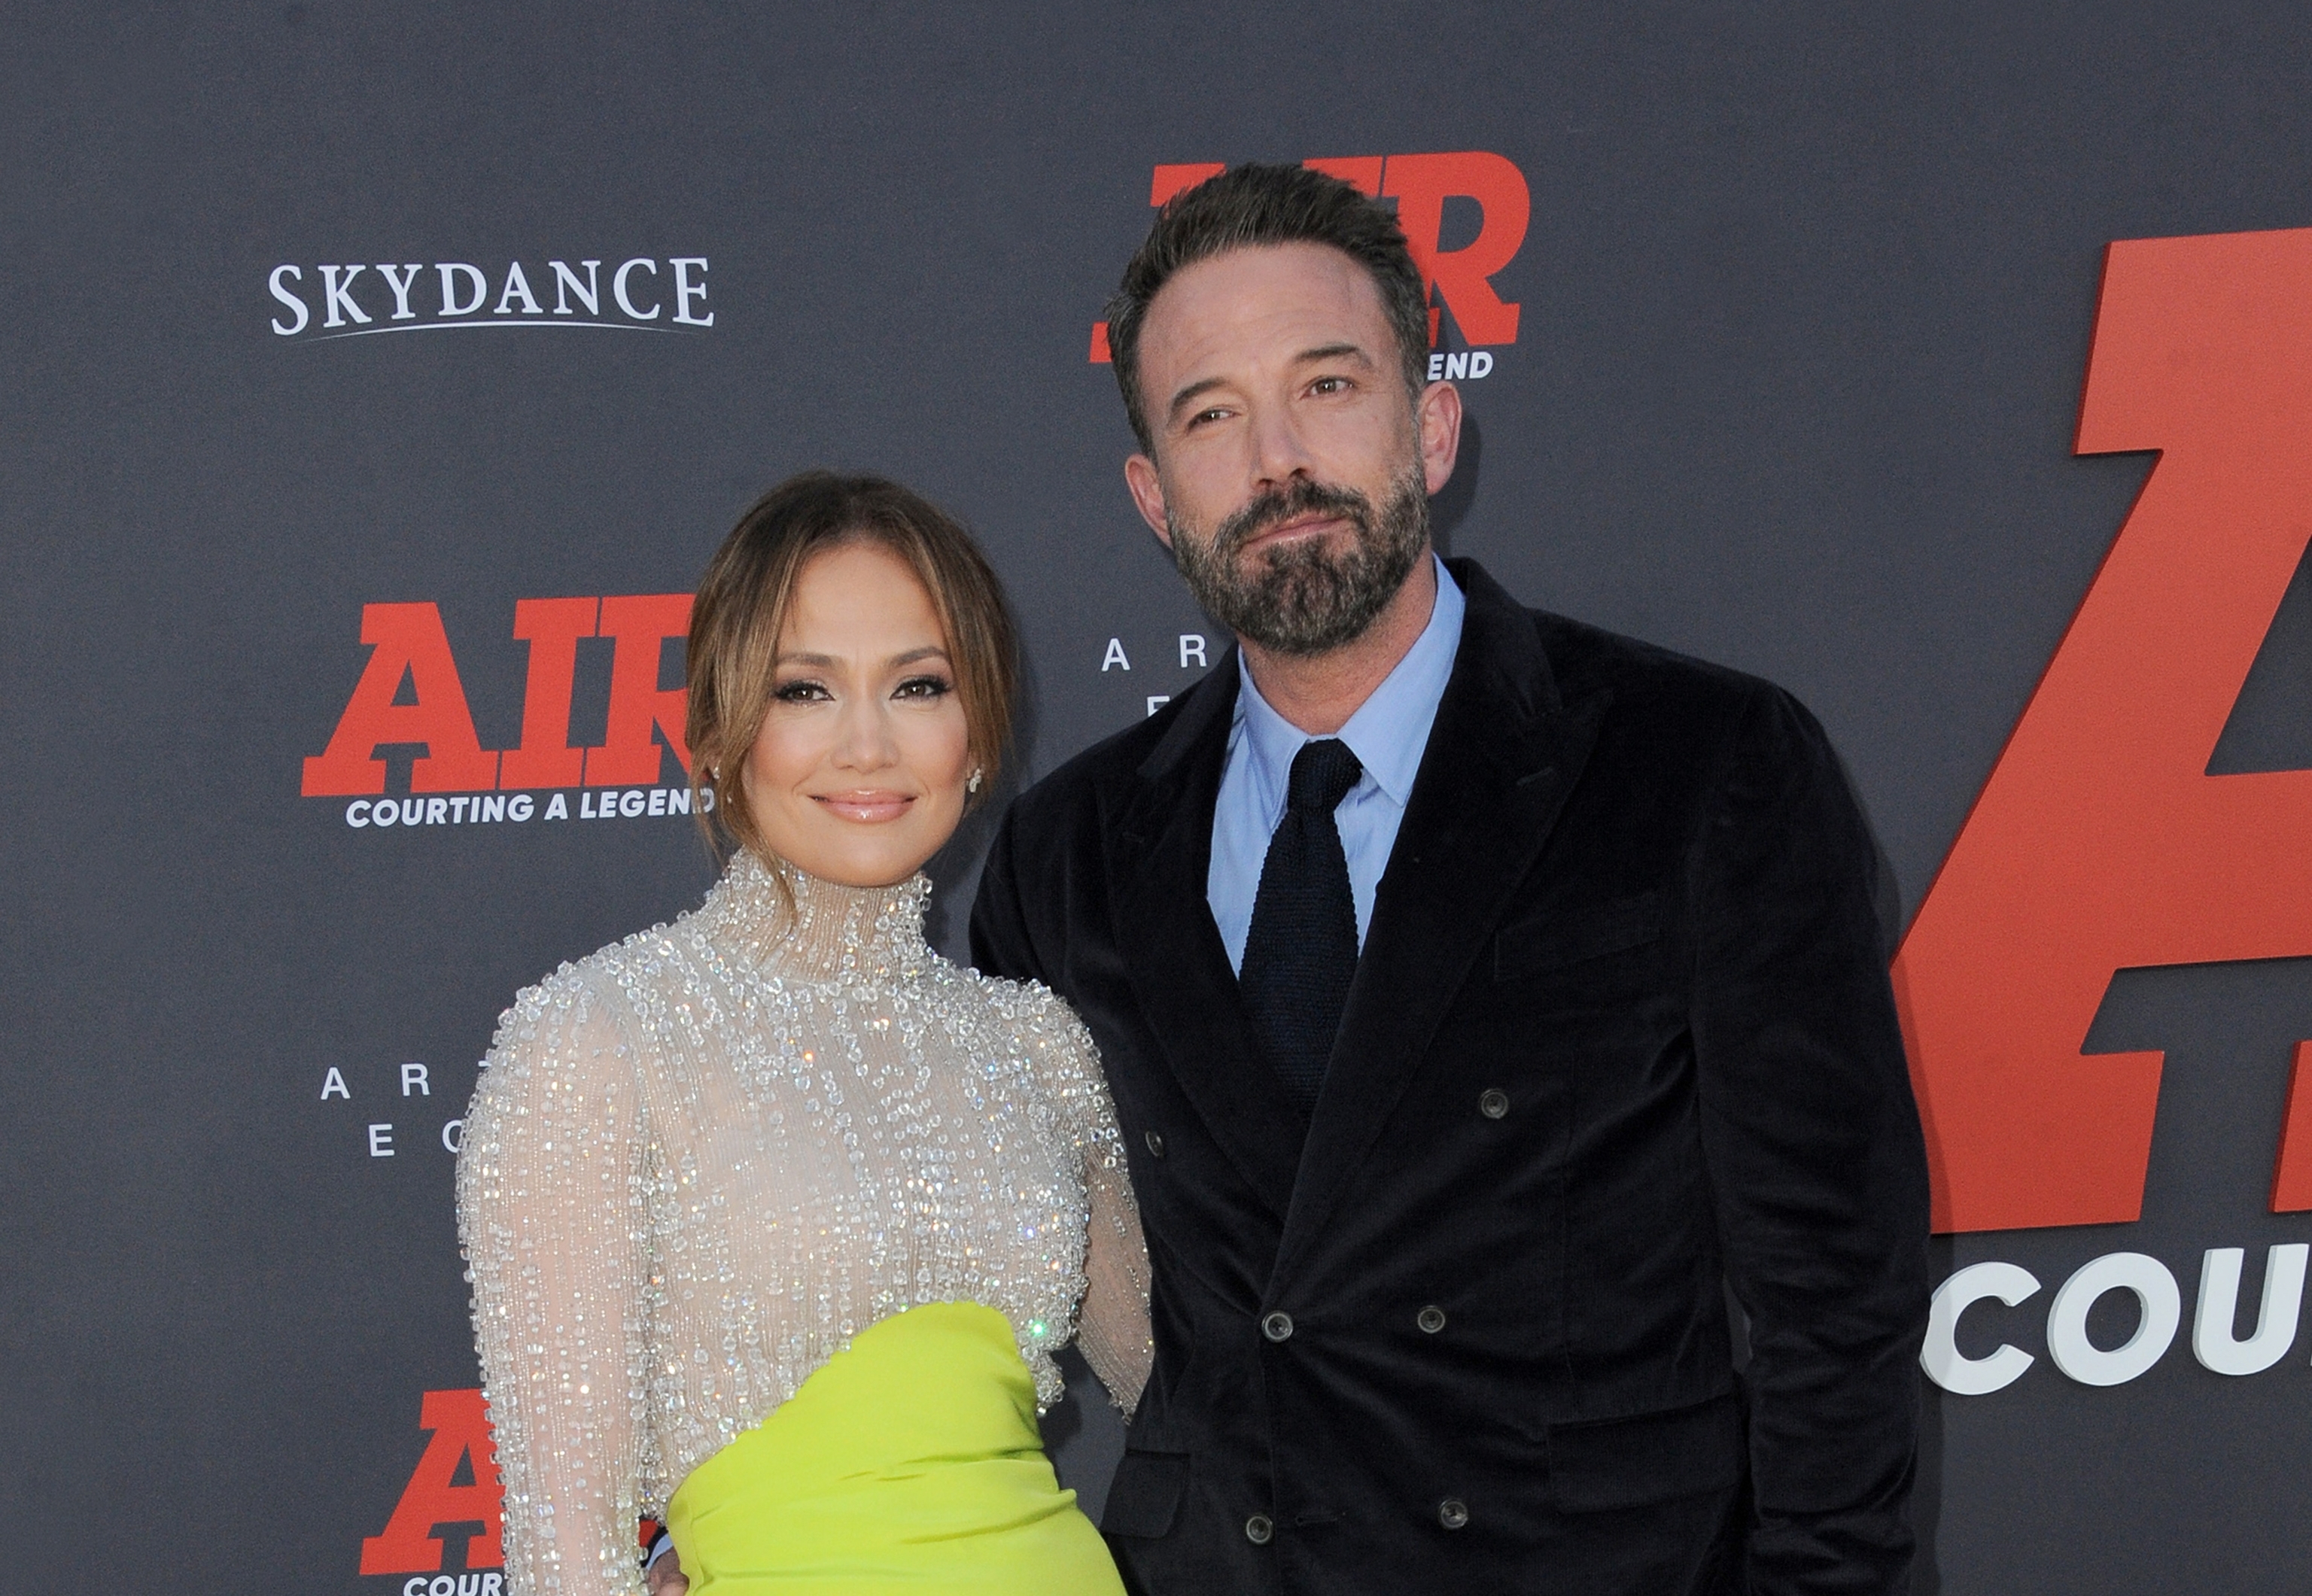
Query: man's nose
xmin=1249 ymin=401 xmax=1317 ymax=491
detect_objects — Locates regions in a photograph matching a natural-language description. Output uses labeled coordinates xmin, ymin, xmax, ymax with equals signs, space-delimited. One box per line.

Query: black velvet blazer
xmin=970 ymin=558 xmax=1930 ymax=1596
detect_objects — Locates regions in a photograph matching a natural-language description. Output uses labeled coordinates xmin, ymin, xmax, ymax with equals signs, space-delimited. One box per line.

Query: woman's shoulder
xmin=486 ymin=907 xmax=715 ymax=1062
xmin=950 ymin=962 xmax=1072 ymax=1028
xmin=950 ymin=965 xmax=1099 ymax=1078
xmin=577 ymin=904 xmax=721 ymax=993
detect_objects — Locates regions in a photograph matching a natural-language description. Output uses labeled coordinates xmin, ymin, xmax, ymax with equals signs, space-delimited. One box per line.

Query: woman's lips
xmin=814 ymin=790 xmax=915 ymax=824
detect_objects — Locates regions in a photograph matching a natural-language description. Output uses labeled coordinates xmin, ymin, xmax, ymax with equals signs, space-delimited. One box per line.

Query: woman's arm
xmin=1021 ymin=990 xmax=1151 ymax=1413
xmin=1077 ymin=1123 xmax=1154 ymax=1415
xmin=458 ymin=973 xmax=654 ymax=1596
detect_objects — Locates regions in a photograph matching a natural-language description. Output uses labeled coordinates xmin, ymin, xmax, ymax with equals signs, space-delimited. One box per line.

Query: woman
xmin=458 ymin=472 xmax=1151 ymax=1595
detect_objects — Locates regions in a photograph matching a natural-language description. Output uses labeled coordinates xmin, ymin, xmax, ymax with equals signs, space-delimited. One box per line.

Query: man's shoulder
xmin=1446 ymin=552 xmax=1782 ymax=733
xmin=1504 ymin=603 xmax=1840 ymax=806
xmin=1005 ymin=668 xmax=1228 ymax=832
xmin=1529 ymin=606 xmax=1773 ymax=717
xmin=1448 ymin=558 xmax=1830 ymax=780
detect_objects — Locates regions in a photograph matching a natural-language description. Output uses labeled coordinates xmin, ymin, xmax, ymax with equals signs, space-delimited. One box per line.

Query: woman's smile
xmin=812 ymin=788 xmax=917 ymax=824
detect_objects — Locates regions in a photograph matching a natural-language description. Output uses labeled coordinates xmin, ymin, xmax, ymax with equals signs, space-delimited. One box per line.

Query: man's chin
xmin=1234 ymin=588 xmax=1381 ymax=656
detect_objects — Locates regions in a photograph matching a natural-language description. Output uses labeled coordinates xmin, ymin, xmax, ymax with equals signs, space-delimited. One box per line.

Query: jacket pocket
xmin=1101 ymin=1449 xmax=1191 ymax=1538
xmin=1545 ymin=1391 xmax=1741 ymax=1512
xmin=1494 ymin=891 xmax=1663 ymax=982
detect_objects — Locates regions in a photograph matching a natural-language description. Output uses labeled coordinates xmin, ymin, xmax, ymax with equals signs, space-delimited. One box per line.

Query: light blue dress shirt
xmin=1208 ymin=556 xmax=1468 ymax=973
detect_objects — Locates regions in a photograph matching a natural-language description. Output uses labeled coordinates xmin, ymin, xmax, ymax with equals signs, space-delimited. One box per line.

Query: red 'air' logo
xmin=1898 ymin=226 xmax=2312 ymax=1233
xmin=300 ymin=594 xmax=691 ymax=796
xmin=1089 ymin=153 xmax=1530 ymax=362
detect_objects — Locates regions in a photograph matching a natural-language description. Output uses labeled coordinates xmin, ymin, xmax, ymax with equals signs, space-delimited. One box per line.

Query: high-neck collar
xmin=701 ymin=850 xmax=933 ymax=983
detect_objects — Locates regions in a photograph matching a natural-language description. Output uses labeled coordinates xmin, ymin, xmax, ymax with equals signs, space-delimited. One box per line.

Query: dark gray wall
xmin=8 ymin=3 xmax=2312 ymax=1588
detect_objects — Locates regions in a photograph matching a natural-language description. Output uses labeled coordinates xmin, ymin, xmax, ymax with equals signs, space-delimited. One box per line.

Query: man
xmin=970 ymin=164 xmax=1930 ymax=1594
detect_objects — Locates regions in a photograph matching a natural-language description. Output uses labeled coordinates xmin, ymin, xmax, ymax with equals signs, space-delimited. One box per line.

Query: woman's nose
xmin=829 ymin=698 xmax=899 ymax=771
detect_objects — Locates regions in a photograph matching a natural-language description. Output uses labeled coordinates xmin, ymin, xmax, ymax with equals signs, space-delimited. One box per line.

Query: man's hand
xmin=643 ymin=1545 xmax=689 ymax=1596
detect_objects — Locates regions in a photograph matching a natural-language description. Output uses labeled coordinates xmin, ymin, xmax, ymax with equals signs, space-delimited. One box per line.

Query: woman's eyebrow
xmin=774 ymin=646 xmax=951 ymax=668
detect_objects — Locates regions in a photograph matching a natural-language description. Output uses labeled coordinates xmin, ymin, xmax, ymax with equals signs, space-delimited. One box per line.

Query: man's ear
xmin=1416 ymin=380 xmax=1464 ymax=496
xmin=1124 ymin=453 xmax=1174 ymax=546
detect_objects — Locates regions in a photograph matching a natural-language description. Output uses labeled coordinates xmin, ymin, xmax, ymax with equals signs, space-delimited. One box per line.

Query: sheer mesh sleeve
xmin=457 ymin=971 xmax=652 ymax=1596
xmin=1021 ymin=989 xmax=1152 ymax=1414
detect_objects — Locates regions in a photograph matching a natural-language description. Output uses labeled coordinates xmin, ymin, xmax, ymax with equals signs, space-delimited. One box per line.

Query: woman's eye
xmin=773 ymin=679 xmax=831 ymax=703
xmin=894 ymin=675 xmax=954 ymax=700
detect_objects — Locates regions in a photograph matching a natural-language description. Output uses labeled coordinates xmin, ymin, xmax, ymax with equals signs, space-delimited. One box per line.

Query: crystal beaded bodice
xmin=458 ymin=853 xmax=1151 ymax=1596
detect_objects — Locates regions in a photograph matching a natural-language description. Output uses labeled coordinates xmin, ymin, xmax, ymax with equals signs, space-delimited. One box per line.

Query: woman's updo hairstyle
xmin=686 ymin=470 xmax=1020 ymax=862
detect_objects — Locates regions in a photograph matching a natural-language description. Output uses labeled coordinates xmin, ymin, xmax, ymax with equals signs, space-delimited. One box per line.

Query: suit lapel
xmin=1109 ymin=653 xmax=1303 ymax=1224
xmin=1272 ymin=562 xmax=1609 ymax=1284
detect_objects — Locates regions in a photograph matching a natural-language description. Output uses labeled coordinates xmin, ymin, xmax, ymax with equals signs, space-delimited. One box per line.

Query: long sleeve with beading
xmin=458 ymin=971 xmax=653 ymax=1596
xmin=1008 ymin=985 xmax=1153 ymax=1414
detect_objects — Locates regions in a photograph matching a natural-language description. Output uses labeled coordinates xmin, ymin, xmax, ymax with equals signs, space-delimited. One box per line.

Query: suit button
xmin=1262 ymin=1311 xmax=1294 ymax=1342
xmin=1417 ymin=1305 xmax=1447 ymax=1334
xmin=1479 ymin=1088 xmax=1509 ymax=1119
xmin=1438 ymin=1497 xmax=1470 ymax=1531
xmin=1144 ymin=1129 xmax=1166 ymax=1158
xmin=1245 ymin=1513 xmax=1274 ymax=1544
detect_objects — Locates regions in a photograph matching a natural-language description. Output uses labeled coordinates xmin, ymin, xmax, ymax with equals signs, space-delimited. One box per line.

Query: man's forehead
xmin=1142 ymin=242 xmax=1391 ymax=366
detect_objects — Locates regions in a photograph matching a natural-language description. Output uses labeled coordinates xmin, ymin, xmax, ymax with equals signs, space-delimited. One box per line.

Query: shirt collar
xmin=1234 ymin=554 xmax=1467 ymax=813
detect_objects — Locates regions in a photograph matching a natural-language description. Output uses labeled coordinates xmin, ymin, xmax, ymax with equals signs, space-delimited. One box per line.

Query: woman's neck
xmin=707 ymin=850 xmax=932 ymax=980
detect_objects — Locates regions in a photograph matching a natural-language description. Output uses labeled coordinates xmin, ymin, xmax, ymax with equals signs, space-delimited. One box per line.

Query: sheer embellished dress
xmin=456 ymin=853 xmax=1152 ymax=1595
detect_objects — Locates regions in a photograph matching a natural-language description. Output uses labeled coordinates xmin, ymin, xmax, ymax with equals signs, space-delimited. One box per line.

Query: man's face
xmin=1123 ymin=241 xmax=1461 ymax=655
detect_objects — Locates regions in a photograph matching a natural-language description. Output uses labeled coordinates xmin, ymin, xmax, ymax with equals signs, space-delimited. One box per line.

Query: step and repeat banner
xmin=11 ymin=4 xmax=2312 ymax=1591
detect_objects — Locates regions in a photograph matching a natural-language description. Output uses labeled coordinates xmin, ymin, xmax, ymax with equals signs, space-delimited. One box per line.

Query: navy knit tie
xmin=1239 ymin=738 xmax=1364 ymax=1117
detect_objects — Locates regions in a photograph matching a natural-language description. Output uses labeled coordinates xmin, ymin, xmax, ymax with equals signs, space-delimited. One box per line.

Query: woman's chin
xmin=783 ymin=837 xmax=943 ymax=889
xmin=764 ymin=798 xmax=965 ymax=889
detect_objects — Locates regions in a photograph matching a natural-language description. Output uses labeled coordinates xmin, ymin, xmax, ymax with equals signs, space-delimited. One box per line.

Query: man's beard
xmin=1167 ymin=469 xmax=1430 ymax=657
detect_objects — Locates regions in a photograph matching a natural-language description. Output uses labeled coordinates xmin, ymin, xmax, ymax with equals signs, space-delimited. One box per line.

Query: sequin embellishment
xmin=457 ymin=852 xmax=1150 ymax=1595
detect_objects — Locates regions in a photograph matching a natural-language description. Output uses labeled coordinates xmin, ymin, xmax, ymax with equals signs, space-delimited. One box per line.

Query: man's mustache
xmin=1213 ymin=479 xmax=1373 ymax=558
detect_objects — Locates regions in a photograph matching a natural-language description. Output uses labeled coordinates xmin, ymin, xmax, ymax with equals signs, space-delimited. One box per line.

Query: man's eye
xmin=1310 ymin=376 xmax=1349 ymax=395
xmin=895 ymin=675 xmax=954 ymax=700
xmin=773 ymin=679 xmax=831 ymax=703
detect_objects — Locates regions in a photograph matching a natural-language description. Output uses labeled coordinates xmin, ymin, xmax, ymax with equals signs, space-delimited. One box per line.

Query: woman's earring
xmin=967 ymin=767 xmax=983 ymax=795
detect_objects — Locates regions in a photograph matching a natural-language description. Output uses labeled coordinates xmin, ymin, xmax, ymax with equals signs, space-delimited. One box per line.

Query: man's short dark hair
xmin=1104 ymin=163 xmax=1431 ymax=456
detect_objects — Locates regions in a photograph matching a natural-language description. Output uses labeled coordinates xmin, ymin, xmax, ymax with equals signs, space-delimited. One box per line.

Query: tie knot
xmin=1286 ymin=738 xmax=1363 ymax=815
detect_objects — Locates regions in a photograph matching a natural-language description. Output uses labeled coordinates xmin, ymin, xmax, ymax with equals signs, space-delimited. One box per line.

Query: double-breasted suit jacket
xmin=970 ymin=558 xmax=1930 ymax=1595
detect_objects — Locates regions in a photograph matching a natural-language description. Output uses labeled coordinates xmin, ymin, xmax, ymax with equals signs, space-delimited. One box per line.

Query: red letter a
xmin=357 ymin=1388 xmax=505 ymax=1574
xmin=1896 ymin=227 xmax=2312 ymax=1233
xmin=301 ymin=603 xmax=499 ymax=796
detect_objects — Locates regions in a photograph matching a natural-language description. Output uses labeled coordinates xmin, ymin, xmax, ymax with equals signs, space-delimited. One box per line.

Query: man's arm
xmin=1688 ymin=682 xmax=1932 ymax=1596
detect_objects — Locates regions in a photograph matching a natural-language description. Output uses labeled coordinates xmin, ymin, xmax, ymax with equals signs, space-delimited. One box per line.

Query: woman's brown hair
xmin=686 ymin=470 xmax=1020 ymax=863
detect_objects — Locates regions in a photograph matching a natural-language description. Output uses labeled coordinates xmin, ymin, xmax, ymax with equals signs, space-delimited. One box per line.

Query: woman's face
xmin=742 ymin=540 xmax=974 ymax=888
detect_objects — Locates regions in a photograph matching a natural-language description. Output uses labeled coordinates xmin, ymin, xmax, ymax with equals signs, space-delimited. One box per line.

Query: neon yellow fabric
xmin=665 ymin=1301 xmax=1124 ymax=1594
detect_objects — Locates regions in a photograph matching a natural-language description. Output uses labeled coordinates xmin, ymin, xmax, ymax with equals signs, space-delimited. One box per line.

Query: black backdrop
xmin=11 ymin=4 xmax=2312 ymax=1589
